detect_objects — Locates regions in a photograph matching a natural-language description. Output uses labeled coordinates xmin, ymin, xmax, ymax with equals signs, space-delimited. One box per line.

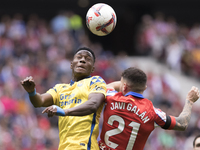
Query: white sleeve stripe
xmin=106 ymin=90 xmax=117 ymax=96
xmin=154 ymin=107 xmax=167 ymax=122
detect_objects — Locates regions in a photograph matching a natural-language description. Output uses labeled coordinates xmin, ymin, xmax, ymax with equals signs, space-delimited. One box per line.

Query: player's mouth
xmin=76 ymin=66 xmax=86 ymax=70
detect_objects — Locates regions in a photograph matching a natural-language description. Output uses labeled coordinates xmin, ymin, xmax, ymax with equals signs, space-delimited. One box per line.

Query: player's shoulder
xmin=49 ymin=83 xmax=70 ymax=93
xmin=143 ymin=97 xmax=153 ymax=103
xmin=142 ymin=98 xmax=154 ymax=107
xmin=54 ymin=83 xmax=70 ymax=89
xmin=90 ymin=75 xmax=105 ymax=80
xmin=106 ymin=89 xmax=124 ymax=101
xmin=106 ymin=90 xmax=124 ymax=103
xmin=106 ymin=88 xmax=118 ymax=96
xmin=88 ymin=75 xmax=106 ymax=84
xmin=142 ymin=98 xmax=158 ymax=115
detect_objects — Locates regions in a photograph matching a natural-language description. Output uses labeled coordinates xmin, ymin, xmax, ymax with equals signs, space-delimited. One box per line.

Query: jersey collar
xmin=125 ymin=91 xmax=144 ymax=98
xmin=70 ymin=75 xmax=91 ymax=86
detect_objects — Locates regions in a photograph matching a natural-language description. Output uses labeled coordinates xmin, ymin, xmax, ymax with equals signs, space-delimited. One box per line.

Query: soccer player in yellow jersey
xmin=21 ymin=47 xmax=106 ymax=150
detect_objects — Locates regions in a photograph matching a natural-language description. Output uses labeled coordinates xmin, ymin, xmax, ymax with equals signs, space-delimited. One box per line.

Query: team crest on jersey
xmin=77 ymin=81 xmax=84 ymax=87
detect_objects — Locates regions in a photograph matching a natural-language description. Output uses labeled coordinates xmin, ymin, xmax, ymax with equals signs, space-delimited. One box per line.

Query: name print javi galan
xmin=110 ymin=102 xmax=150 ymax=123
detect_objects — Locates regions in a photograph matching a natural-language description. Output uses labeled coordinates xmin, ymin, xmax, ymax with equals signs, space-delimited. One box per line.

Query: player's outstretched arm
xmin=173 ymin=86 xmax=200 ymax=131
xmin=21 ymin=76 xmax=54 ymax=107
xmin=42 ymin=93 xmax=105 ymax=117
xmin=65 ymin=93 xmax=105 ymax=116
xmin=107 ymin=81 xmax=121 ymax=91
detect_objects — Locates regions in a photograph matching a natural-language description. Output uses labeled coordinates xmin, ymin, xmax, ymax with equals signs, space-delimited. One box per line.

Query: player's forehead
xmin=75 ymin=50 xmax=93 ymax=58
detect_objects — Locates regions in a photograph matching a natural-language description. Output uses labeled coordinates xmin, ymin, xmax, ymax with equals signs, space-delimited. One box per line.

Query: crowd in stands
xmin=135 ymin=12 xmax=200 ymax=79
xmin=0 ymin=11 xmax=199 ymax=150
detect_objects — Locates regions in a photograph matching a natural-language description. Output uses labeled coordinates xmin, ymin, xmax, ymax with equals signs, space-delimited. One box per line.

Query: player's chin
xmin=74 ymin=71 xmax=90 ymax=77
xmin=75 ymin=67 xmax=87 ymax=72
xmin=75 ymin=68 xmax=87 ymax=74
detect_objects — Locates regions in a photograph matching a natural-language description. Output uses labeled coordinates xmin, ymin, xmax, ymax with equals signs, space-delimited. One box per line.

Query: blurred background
xmin=0 ymin=0 xmax=200 ymax=149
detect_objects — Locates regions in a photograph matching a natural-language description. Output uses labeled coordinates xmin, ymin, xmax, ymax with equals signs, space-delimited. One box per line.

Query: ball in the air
xmin=86 ymin=3 xmax=117 ymax=36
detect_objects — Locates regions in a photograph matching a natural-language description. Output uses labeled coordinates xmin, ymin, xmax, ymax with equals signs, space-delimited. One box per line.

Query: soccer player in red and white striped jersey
xmin=99 ymin=67 xmax=200 ymax=150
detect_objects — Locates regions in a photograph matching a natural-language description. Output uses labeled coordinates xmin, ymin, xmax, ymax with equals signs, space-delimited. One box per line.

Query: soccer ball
xmin=86 ymin=3 xmax=117 ymax=36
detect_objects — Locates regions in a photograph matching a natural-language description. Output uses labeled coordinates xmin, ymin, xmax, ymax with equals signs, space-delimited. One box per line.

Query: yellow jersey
xmin=46 ymin=76 xmax=106 ymax=150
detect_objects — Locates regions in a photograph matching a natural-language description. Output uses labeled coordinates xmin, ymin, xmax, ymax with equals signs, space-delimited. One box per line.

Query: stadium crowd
xmin=0 ymin=11 xmax=199 ymax=150
xmin=135 ymin=12 xmax=200 ymax=79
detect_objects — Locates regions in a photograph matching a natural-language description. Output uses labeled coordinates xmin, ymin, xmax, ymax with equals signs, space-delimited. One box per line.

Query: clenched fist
xmin=187 ymin=86 xmax=200 ymax=103
xmin=20 ymin=76 xmax=36 ymax=93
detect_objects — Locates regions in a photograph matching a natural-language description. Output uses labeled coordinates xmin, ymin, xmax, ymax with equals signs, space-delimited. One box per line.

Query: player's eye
xmin=196 ymin=143 xmax=200 ymax=147
xmin=76 ymin=55 xmax=82 ymax=59
xmin=86 ymin=57 xmax=92 ymax=61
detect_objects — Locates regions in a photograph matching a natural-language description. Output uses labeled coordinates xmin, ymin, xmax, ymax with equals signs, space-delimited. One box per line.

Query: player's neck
xmin=72 ymin=75 xmax=91 ymax=82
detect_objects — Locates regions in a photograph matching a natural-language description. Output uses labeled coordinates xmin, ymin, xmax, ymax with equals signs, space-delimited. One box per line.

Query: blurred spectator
xmin=51 ymin=11 xmax=70 ymax=34
xmin=136 ymin=12 xmax=200 ymax=80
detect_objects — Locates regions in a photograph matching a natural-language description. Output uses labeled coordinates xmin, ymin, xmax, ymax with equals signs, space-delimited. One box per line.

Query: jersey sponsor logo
xmin=60 ymin=98 xmax=82 ymax=107
xmin=59 ymin=93 xmax=82 ymax=106
xmin=80 ymin=143 xmax=85 ymax=146
xmin=60 ymin=94 xmax=75 ymax=100
xmin=110 ymin=102 xmax=150 ymax=123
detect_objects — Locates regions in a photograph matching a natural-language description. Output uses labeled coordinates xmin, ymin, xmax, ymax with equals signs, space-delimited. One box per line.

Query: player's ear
xmin=145 ymin=85 xmax=147 ymax=90
xmin=91 ymin=66 xmax=95 ymax=73
xmin=123 ymin=82 xmax=128 ymax=93
xmin=70 ymin=61 xmax=73 ymax=69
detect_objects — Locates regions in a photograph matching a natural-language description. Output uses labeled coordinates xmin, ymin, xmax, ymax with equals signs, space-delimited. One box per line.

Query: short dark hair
xmin=74 ymin=47 xmax=96 ymax=63
xmin=122 ymin=67 xmax=147 ymax=92
xmin=193 ymin=135 xmax=200 ymax=148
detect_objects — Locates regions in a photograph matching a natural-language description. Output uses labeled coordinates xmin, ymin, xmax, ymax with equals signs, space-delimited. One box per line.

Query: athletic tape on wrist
xmin=55 ymin=105 xmax=65 ymax=116
xmin=28 ymin=89 xmax=36 ymax=96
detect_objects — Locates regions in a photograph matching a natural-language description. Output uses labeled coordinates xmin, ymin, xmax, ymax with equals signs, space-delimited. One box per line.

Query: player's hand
xmin=186 ymin=86 xmax=200 ymax=103
xmin=42 ymin=105 xmax=57 ymax=117
xmin=20 ymin=76 xmax=36 ymax=93
xmin=42 ymin=105 xmax=65 ymax=117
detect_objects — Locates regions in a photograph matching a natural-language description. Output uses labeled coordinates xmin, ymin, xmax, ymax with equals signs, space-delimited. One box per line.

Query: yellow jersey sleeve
xmin=46 ymin=84 xmax=61 ymax=105
xmin=89 ymin=76 xmax=106 ymax=96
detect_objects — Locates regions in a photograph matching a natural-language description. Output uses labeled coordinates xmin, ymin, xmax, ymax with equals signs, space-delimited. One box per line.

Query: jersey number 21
xmin=104 ymin=115 xmax=140 ymax=150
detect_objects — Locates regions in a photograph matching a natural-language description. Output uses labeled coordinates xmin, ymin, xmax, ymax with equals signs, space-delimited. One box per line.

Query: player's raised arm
xmin=173 ymin=86 xmax=200 ymax=131
xmin=21 ymin=76 xmax=54 ymax=107
xmin=107 ymin=81 xmax=121 ymax=91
